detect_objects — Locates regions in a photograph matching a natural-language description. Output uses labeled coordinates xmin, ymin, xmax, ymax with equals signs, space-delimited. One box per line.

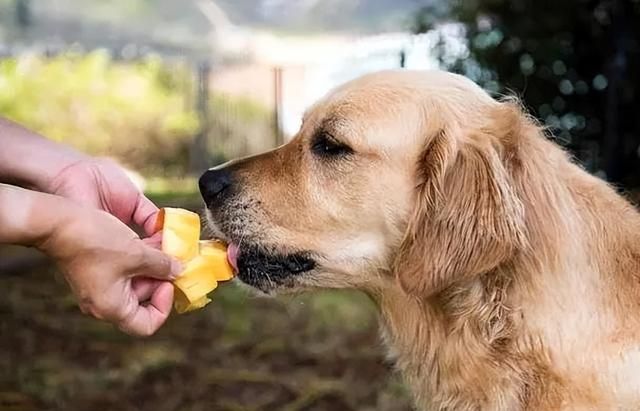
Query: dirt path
xmin=0 ymin=256 xmax=412 ymax=411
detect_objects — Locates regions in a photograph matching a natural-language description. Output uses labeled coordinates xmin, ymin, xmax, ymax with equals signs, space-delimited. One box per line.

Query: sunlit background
xmin=1 ymin=1 xmax=639 ymax=410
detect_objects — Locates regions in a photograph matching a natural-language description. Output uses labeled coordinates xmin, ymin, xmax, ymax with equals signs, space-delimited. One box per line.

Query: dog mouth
xmin=203 ymin=207 xmax=317 ymax=293
xmin=225 ymin=241 xmax=317 ymax=293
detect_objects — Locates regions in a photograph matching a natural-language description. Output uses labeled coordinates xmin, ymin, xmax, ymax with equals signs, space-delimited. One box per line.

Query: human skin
xmin=0 ymin=118 xmax=181 ymax=336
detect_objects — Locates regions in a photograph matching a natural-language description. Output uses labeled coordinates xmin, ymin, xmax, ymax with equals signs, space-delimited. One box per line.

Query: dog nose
xmin=199 ymin=168 xmax=233 ymax=206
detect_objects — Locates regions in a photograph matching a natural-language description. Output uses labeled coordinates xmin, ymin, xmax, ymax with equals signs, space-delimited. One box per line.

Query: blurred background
xmin=1 ymin=1 xmax=638 ymax=410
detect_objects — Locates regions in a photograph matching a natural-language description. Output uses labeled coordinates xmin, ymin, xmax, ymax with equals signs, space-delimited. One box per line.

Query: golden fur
xmin=205 ymin=70 xmax=640 ymax=410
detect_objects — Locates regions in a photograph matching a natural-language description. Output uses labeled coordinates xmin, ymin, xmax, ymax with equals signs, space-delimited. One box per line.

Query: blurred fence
xmin=0 ymin=48 xmax=281 ymax=176
xmin=189 ymin=61 xmax=282 ymax=173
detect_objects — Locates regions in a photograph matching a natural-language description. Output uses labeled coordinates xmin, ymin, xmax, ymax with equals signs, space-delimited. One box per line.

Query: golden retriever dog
xmin=199 ymin=70 xmax=640 ymax=410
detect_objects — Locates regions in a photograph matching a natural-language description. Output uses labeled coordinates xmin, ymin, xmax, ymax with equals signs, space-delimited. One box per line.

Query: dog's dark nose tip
xmin=199 ymin=168 xmax=233 ymax=206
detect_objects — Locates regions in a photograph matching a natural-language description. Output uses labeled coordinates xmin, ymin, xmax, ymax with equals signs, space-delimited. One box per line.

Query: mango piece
xmin=200 ymin=240 xmax=234 ymax=281
xmin=158 ymin=208 xmax=234 ymax=314
xmin=157 ymin=208 xmax=200 ymax=262
xmin=173 ymin=255 xmax=219 ymax=313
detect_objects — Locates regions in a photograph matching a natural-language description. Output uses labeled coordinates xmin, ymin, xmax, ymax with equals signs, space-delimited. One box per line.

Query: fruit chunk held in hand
xmin=157 ymin=208 xmax=234 ymax=313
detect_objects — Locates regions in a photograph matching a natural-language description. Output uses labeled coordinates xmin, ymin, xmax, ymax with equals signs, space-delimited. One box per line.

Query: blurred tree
xmin=414 ymin=0 xmax=640 ymax=190
xmin=14 ymin=0 xmax=31 ymax=29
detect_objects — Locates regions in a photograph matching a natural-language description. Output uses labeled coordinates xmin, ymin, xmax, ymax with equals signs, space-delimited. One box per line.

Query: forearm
xmin=0 ymin=118 xmax=87 ymax=190
xmin=0 ymin=183 xmax=74 ymax=247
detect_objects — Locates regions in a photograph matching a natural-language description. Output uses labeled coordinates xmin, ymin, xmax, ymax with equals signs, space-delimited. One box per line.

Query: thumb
xmin=132 ymin=194 xmax=161 ymax=237
xmin=129 ymin=242 xmax=183 ymax=280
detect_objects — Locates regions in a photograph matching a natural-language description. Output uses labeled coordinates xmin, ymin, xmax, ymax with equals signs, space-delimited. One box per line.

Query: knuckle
xmin=155 ymin=254 xmax=171 ymax=275
xmin=116 ymin=306 xmax=145 ymax=336
xmin=89 ymin=298 xmax=121 ymax=321
xmin=137 ymin=325 xmax=156 ymax=337
xmin=78 ymin=298 xmax=106 ymax=320
xmin=127 ymin=243 xmax=148 ymax=268
xmin=77 ymin=300 xmax=92 ymax=316
xmin=119 ymin=317 xmax=155 ymax=338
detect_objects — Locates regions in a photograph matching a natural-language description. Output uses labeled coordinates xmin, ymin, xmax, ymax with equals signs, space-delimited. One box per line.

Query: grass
xmin=144 ymin=176 xmax=202 ymax=209
xmin=0 ymin=264 xmax=411 ymax=411
xmin=0 ymin=193 xmax=412 ymax=411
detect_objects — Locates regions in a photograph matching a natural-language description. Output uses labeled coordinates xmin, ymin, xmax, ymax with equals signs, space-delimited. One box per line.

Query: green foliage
xmin=0 ymin=51 xmax=199 ymax=174
xmin=0 ymin=51 xmax=276 ymax=176
xmin=414 ymin=0 xmax=640 ymax=188
xmin=144 ymin=176 xmax=201 ymax=208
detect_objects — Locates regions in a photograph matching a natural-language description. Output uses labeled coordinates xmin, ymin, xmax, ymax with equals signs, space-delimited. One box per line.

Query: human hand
xmin=40 ymin=199 xmax=182 ymax=336
xmin=47 ymin=157 xmax=158 ymax=235
xmin=42 ymin=152 xmax=180 ymax=334
xmin=0 ymin=120 xmax=181 ymax=335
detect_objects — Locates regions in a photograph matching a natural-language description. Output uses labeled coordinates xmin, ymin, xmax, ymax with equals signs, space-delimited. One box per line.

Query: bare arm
xmin=0 ymin=183 xmax=62 ymax=246
xmin=0 ymin=117 xmax=87 ymax=190
xmin=0 ymin=117 xmax=160 ymax=236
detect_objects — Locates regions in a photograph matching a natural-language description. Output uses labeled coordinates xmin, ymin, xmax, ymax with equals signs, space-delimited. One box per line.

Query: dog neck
xmin=373 ymin=273 xmax=558 ymax=411
xmin=371 ymin=146 xmax=640 ymax=410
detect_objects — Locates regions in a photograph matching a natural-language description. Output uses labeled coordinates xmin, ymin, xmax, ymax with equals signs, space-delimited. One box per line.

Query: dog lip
xmin=227 ymin=242 xmax=239 ymax=272
xmin=232 ymin=244 xmax=317 ymax=291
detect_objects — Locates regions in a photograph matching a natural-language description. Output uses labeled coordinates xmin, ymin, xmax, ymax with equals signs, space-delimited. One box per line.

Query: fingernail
xmin=170 ymin=259 xmax=184 ymax=279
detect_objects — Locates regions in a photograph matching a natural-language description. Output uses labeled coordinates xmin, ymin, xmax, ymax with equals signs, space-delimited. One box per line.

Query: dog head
xmin=200 ymin=70 xmax=527 ymax=296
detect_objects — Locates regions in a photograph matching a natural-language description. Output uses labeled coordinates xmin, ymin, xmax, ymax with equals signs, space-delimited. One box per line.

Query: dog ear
xmin=394 ymin=105 xmax=526 ymax=297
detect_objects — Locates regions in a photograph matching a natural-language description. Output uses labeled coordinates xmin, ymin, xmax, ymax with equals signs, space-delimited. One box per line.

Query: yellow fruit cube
xmin=158 ymin=208 xmax=234 ymax=313
xmin=157 ymin=208 xmax=200 ymax=262
xmin=199 ymin=240 xmax=234 ymax=281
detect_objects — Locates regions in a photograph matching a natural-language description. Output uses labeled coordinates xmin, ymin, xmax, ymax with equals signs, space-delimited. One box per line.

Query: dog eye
xmin=311 ymin=132 xmax=353 ymax=157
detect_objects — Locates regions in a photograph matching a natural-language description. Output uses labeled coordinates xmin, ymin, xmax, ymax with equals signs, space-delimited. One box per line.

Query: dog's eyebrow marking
xmin=318 ymin=115 xmax=347 ymax=134
xmin=302 ymin=115 xmax=344 ymax=139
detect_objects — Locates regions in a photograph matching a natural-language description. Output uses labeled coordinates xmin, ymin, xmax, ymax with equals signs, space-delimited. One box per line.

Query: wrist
xmin=20 ymin=140 xmax=88 ymax=193
xmin=0 ymin=118 xmax=88 ymax=191
xmin=0 ymin=184 xmax=76 ymax=247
